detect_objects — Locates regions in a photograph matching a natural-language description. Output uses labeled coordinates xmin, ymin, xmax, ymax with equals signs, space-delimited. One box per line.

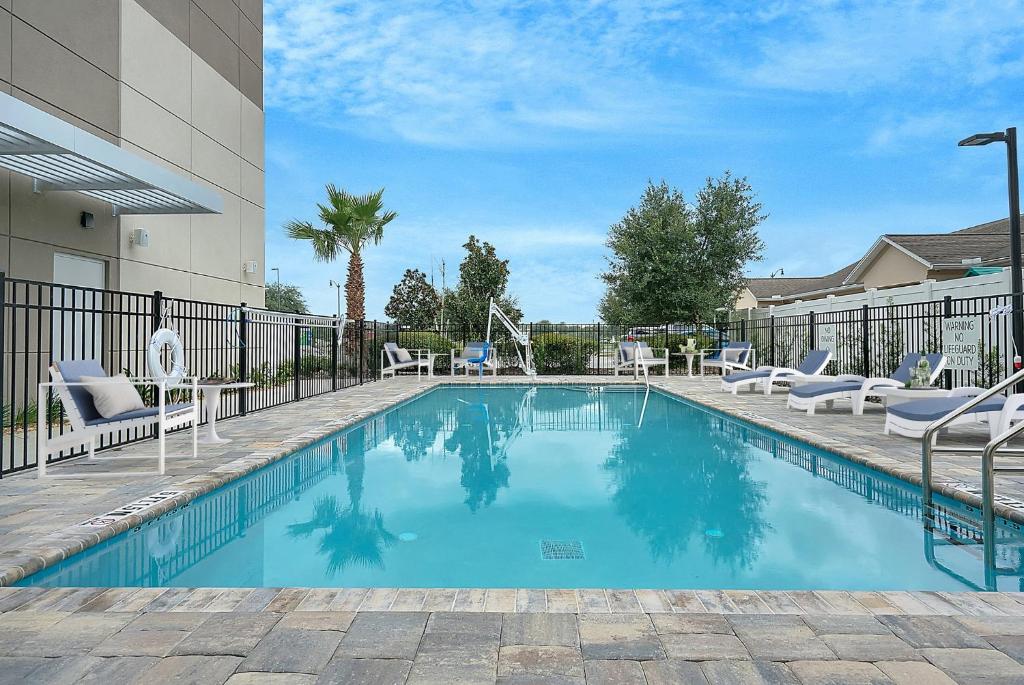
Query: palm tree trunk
xmin=346 ymin=251 xmax=365 ymax=320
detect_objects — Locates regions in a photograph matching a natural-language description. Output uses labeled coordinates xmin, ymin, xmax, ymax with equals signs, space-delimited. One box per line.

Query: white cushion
xmin=394 ymin=348 xmax=413 ymax=363
xmin=80 ymin=374 xmax=146 ymax=418
xmin=621 ymin=346 xmax=635 ymax=361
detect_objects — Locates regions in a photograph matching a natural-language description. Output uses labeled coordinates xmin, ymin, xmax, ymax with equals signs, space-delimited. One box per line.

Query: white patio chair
xmin=451 ymin=342 xmax=498 ymax=377
xmin=37 ymin=359 xmax=199 ymax=477
xmin=613 ymin=342 xmax=669 ymax=377
xmin=381 ymin=342 xmax=430 ymax=379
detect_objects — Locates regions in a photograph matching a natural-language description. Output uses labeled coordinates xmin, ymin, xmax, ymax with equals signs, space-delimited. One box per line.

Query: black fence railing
xmin=1 ymin=270 xmax=1017 ymax=477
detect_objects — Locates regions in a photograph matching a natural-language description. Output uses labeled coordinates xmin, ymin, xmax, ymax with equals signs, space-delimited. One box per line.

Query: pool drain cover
xmin=540 ymin=540 xmax=585 ymax=560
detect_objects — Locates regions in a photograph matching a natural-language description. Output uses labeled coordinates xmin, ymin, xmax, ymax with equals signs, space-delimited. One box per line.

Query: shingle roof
xmin=745 ymin=263 xmax=858 ymax=299
xmin=884 ymin=232 xmax=1017 ymax=267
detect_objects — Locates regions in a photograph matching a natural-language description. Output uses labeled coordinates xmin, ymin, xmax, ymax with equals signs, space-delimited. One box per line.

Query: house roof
xmin=745 ymin=263 xmax=858 ymax=300
xmin=744 ymin=215 xmax=1024 ymax=304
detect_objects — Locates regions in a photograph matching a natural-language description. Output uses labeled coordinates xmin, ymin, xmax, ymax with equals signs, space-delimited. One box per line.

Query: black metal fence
xmin=1 ymin=270 xmax=1016 ymax=477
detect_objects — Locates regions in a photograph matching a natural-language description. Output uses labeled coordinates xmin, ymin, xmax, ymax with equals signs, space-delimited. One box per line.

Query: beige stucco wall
xmin=0 ymin=0 xmax=265 ymax=307
xmin=734 ymin=288 xmax=758 ymax=310
xmin=858 ymin=244 xmax=929 ymax=290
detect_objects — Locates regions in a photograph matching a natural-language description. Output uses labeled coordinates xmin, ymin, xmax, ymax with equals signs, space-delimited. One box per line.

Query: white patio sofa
xmin=37 ymin=359 xmax=198 ymax=477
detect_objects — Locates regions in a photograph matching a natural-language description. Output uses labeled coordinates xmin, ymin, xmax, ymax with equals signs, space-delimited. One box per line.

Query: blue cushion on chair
xmin=887 ymin=396 xmax=1005 ymax=423
xmin=55 ymin=359 xmax=107 ymax=424
xmin=84 ymin=403 xmax=193 ymax=427
xmin=789 ymin=380 xmax=862 ymax=398
xmin=722 ymin=370 xmax=771 ymax=384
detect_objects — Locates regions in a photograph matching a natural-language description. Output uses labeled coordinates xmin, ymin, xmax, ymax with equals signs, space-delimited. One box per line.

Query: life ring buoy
xmin=148 ymin=328 xmax=186 ymax=384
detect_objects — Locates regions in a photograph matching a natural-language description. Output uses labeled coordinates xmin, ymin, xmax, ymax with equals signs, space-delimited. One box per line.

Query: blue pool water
xmin=20 ymin=385 xmax=1024 ymax=590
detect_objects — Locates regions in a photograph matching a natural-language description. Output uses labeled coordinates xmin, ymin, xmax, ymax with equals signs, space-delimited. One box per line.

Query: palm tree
xmin=285 ymin=185 xmax=397 ymax=320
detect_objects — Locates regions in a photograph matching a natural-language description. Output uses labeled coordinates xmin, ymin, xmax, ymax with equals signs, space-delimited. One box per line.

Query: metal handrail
xmin=980 ymin=419 xmax=1024 ymax=588
xmin=922 ymin=365 xmax=1024 ymax=512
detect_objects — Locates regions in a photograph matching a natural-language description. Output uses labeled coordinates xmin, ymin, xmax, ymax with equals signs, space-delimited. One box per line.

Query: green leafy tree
xmin=599 ymin=175 xmax=765 ymax=324
xmin=285 ymin=185 xmax=397 ymax=320
xmin=264 ymin=282 xmax=308 ymax=314
xmin=445 ymin=236 xmax=522 ymax=330
xmin=384 ymin=269 xmax=440 ymax=327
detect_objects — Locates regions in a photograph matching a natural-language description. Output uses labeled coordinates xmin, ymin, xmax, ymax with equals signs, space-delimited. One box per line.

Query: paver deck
xmin=0 ymin=586 xmax=1023 ymax=683
xmin=2 ymin=373 xmax=1024 ymax=682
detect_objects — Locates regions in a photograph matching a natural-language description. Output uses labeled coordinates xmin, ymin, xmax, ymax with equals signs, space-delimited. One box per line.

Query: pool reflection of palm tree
xmin=287 ymin=429 xmax=396 ymax=575
xmin=444 ymin=388 xmax=530 ymax=511
xmin=604 ymin=397 xmax=769 ymax=568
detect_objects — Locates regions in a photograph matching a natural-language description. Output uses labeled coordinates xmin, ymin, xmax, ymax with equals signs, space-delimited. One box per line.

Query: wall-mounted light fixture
xmin=80 ymin=211 xmax=94 ymax=229
xmin=242 ymin=260 xmax=258 ymax=274
xmin=129 ymin=227 xmax=150 ymax=247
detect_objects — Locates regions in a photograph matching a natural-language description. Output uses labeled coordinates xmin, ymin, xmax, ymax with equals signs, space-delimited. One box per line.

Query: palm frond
xmin=284 ymin=220 xmax=341 ymax=262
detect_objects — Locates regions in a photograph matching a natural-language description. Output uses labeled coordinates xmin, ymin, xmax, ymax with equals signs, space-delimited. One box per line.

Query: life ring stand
xmin=148 ymin=328 xmax=186 ymax=384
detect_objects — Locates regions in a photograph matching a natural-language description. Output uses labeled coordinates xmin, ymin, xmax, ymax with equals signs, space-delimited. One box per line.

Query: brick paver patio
xmin=2 ymin=373 xmax=1024 ymax=682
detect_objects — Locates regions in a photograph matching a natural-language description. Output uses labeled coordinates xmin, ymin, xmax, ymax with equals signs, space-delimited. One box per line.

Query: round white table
xmin=196 ymin=382 xmax=253 ymax=444
xmin=671 ymin=352 xmax=704 ymax=377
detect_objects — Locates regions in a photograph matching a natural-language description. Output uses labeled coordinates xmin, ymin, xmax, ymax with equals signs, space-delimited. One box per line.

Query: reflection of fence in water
xmin=39 ymin=441 xmax=340 ymax=586
xmin=720 ymin=419 xmax=1024 ymax=547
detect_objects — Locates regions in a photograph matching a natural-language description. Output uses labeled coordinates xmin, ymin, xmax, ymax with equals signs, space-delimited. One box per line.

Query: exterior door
xmin=52 ymin=253 xmax=106 ymax=362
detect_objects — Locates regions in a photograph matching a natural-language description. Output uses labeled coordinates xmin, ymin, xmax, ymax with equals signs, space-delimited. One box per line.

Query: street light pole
xmin=329 ymin=280 xmax=342 ymax=319
xmin=960 ymin=127 xmax=1023 ymax=381
xmin=1007 ymin=128 xmax=1022 ymax=369
xmin=271 ymin=267 xmax=280 ymax=285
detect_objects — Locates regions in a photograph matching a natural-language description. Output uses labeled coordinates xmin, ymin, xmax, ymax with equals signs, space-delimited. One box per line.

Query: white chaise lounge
xmin=381 ymin=342 xmax=430 ymax=379
xmin=613 ymin=341 xmax=669 ymax=377
xmin=884 ymin=388 xmax=1024 ymax=440
xmin=786 ymin=353 xmax=945 ymax=416
xmin=38 ymin=359 xmax=198 ymax=477
xmin=720 ymin=349 xmax=832 ymax=395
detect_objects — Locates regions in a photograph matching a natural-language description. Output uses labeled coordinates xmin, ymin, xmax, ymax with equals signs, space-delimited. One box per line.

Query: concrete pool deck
xmin=2 ymin=374 xmax=1024 ymax=682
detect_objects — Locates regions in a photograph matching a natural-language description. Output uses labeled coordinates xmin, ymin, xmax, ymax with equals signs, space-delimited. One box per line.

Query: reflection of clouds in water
xmin=145 ymin=516 xmax=183 ymax=560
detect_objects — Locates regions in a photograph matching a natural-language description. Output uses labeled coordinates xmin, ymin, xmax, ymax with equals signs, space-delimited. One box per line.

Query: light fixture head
xmin=958 ymin=131 xmax=1006 ymax=147
xmin=129 ymin=227 xmax=150 ymax=247
xmin=242 ymin=260 xmax=258 ymax=274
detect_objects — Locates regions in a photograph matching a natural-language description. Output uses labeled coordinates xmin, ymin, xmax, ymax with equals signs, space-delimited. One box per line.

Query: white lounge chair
xmin=701 ymin=342 xmax=754 ymax=375
xmin=720 ymin=349 xmax=832 ymax=395
xmin=787 ymin=353 xmax=946 ymax=416
xmin=381 ymin=342 xmax=430 ymax=379
xmin=884 ymin=387 xmax=1024 ymax=440
xmin=451 ymin=342 xmax=498 ymax=377
xmin=37 ymin=359 xmax=199 ymax=477
xmin=613 ymin=342 xmax=669 ymax=377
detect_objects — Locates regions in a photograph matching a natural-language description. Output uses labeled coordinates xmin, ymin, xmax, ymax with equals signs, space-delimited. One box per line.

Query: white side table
xmin=875 ymin=386 xmax=948 ymax=407
xmin=196 ymin=382 xmax=254 ymax=444
xmin=671 ymin=352 xmax=704 ymax=377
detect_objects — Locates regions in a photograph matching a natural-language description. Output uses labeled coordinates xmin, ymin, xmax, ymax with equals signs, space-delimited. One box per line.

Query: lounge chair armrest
xmin=950 ymin=386 xmax=986 ymax=397
xmin=755 ymin=365 xmax=774 ymax=371
xmin=835 ymin=374 xmax=867 ymax=383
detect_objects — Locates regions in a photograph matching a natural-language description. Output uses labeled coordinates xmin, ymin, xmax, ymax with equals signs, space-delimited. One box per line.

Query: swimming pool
xmin=20 ymin=384 xmax=1024 ymax=590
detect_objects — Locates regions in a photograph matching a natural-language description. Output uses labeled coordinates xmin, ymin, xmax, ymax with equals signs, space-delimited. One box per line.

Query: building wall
xmin=858 ymin=244 xmax=928 ymax=290
xmin=0 ymin=0 xmax=265 ymax=306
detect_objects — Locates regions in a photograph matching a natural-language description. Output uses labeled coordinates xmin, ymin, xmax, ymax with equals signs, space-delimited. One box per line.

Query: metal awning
xmin=0 ymin=91 xmax=222 ymax=215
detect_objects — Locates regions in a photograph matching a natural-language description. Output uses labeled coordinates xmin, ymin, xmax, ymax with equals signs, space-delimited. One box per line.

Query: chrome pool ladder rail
xmin=922 ymin=365 xmax=1024 ymax=589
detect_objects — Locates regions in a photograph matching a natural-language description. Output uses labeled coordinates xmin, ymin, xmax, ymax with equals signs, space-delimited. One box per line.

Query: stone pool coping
xmin=2 ymin=374 xmax=1022 ymax=588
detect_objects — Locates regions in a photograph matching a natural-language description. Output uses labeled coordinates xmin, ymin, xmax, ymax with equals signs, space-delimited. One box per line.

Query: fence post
xmin=331 ymin=318 xmax=339 ymax=392
xmin=861 ymin=304 xmax=870 ymax=378
xmin=358 ymin=320 xmax=365 ymax=385
xmin=0 ymin=272 xmax=5 ymax=477
xmin=740 ymin=318 xmax=746 ymax=342
xmin=596 ymin=322 xmax=601 ymax=375
xmin=152 ymin=290 xmax=163 ymax=331
xmin=943 ymin=295 xmax=953 ymax=390
xmin=238 ymin=302 xmax=248 ymax=416
xmin=293 ymin=316 xmax=301 ymax=401
xmin=808 ymin=310 xmax=816 ymax=349
xmin=769 ymin=315 xmax=776 ymax=367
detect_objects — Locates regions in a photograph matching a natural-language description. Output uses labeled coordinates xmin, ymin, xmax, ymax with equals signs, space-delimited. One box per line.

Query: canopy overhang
xmin=0 ymin=91 xmax=222 ymax=215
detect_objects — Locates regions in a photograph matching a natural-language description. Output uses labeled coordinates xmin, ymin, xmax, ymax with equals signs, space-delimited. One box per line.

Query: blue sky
xmin=262 ymin=0 xmax=1024 ymax=321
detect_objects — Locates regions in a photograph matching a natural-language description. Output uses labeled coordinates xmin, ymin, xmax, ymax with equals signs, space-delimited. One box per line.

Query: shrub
xmin=532 ymin=332 xmax=599 ymax=375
